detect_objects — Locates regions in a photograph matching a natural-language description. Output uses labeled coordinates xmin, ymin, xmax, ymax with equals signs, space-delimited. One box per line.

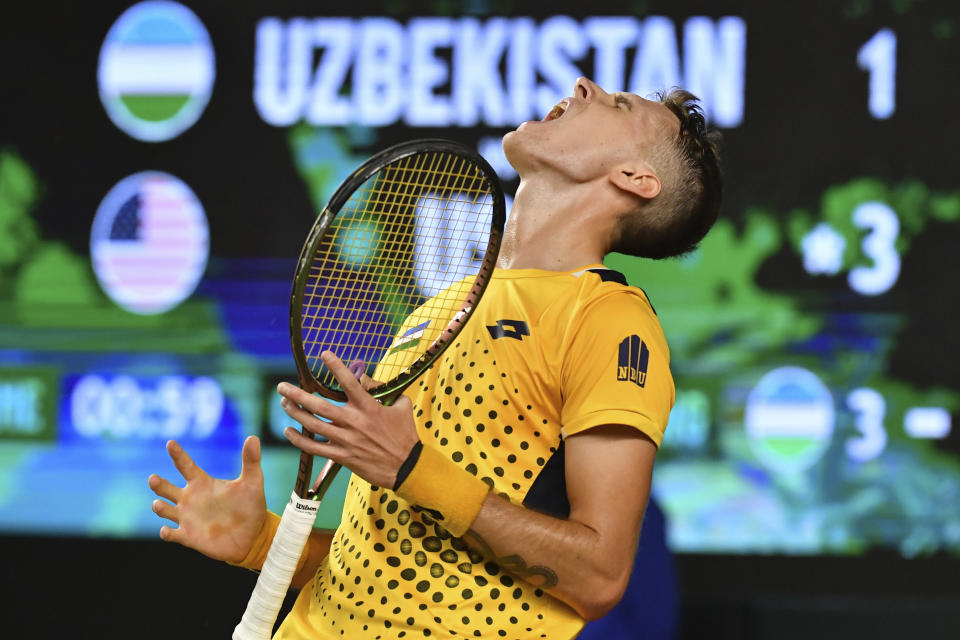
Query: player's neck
xmin=496 ymin=176 xmax=614 ymax=272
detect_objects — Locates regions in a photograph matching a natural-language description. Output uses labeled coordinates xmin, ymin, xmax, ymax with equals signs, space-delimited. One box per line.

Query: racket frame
xmin=287 ymin=138 xmax=505 ymax=500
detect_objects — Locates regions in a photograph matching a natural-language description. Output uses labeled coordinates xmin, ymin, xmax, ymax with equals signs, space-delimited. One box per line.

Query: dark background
xmin=6 ymin=535 xmax=959 ymax=638
xmin=2 ymin=1 xmax=959 ymax=638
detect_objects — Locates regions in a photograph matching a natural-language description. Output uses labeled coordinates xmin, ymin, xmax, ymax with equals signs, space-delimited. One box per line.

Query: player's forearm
xmin=463 ymin=493 xmax=636 ymax=621
xmin=392 ymin=438 xmax=644 ymax=619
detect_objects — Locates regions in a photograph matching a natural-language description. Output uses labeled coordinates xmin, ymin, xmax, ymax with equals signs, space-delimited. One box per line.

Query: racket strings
xmin=299 ymin=150 xmax=496 ymax=392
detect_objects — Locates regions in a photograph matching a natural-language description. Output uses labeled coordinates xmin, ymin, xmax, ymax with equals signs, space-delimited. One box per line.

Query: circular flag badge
xmin=744 ymin=366 xmax=835 ymax=473
xmin=97 ymin=1 xmax=215 ymax=142
xmin=91 ymin=172 xmax=209 ymax=314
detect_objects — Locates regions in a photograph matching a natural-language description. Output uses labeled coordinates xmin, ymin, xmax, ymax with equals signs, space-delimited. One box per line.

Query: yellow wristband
xmin=395 ymin=444 xmax=490 ymax=537
xmin=228 ymin=510 xmax=281 ymax=571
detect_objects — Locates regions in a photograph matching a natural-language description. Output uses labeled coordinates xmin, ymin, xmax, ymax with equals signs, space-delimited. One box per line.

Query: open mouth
xmin=542 ymin=99 xmax=569 ymax=122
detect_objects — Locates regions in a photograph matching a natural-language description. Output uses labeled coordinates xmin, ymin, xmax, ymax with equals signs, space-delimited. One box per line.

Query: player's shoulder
xmin=572 ymin=267 xmax=659 ymax=320
xmin=559 ymin=267 xmax=672 ymax=370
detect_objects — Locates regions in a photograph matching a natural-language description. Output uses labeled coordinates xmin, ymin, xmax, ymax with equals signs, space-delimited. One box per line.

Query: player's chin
xmin=501 ymin=129 xmax=532 ymax=172
xmin=509 ymin=119 xmax=545 ymax=135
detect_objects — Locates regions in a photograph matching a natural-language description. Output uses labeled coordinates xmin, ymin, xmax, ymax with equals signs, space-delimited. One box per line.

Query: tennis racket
xmin=232 ymin=139 xmax=505 ymax=640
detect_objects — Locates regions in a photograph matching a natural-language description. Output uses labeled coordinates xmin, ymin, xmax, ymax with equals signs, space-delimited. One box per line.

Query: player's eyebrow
xmin=614 ymin=93 xmax=633 ymax=110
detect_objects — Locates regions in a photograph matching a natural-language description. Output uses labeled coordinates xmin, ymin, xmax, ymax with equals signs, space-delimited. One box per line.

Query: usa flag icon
xmin=90 ymin=172 xmax=209 ymax=315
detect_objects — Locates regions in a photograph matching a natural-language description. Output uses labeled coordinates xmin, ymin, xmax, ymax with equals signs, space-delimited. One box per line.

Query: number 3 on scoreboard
xmin=848 ymin=201 xmax=900 ymax=297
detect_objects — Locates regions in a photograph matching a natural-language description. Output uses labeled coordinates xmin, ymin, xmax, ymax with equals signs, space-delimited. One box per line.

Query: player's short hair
xmin=611 ymin=88 xmax=723 ymax=260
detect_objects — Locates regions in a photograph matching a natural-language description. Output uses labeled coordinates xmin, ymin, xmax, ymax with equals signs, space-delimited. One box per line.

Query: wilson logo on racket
xmin=292 ymin=500 xmax=319 ymax=515
xmin=617 ymin=335 xmax=650 ymax=388
xmin=389 ymin=320 xmax=431 ymax=354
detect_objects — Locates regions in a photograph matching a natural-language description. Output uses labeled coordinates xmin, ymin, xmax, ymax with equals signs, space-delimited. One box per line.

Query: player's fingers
xmin=280 ymin=399 xmax=339 ymax=441
xmin=283 ymin=426 xmax=344 ymax=461
xmin=159 ymin=524 xmax=183 ymax=544
xmin=276 ymin=388 xmax=338 ymax=425
xmin=277 ymin=383 xmax=346 ymax=423
xmin=392 ymin=395 xmax=413 ymax=412
xmin=321 ymin=351 xmax=370 ymax=404
xmin=359 ymin=374 xmax=385 ymax=392
xmin=152 ymin=499 xmax=179 ymax=524
xmin=166 ymin=440 xmax=204 ymax=482
xmin=239 ymin=435 xmax=262 ymax=482
xmin=148 ymin=473 xmax=183 ymax=503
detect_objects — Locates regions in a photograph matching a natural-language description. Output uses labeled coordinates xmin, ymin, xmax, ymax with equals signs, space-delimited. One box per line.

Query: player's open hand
xmin=148 ymin=436 xmax=267 ymax=564
xmin=278 ymin=351 xmax=420 ymax=489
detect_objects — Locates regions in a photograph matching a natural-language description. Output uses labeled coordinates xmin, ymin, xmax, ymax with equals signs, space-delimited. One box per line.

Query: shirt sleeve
xmin=559 ymin=291 xmax=675 ymax=446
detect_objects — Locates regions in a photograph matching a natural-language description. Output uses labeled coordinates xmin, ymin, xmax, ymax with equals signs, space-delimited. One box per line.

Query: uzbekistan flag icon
xmin=97 ymin=1 xmax=215 ymax=142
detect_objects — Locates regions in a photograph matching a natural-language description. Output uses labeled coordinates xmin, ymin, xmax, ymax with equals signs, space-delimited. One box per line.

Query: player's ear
xmin=609 ymin=162 xmax=661 ymax=200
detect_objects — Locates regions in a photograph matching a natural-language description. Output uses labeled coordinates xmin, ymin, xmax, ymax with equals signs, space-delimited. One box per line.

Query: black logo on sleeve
xmin=617 ymin=335 xmax=649 ymax=387
xmin=487 ymin=319 xmax=530 ymax=341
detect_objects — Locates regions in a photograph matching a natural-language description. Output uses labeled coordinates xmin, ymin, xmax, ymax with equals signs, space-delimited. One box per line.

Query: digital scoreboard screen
xmin=0 ymin=0 xmax=958 ymax=557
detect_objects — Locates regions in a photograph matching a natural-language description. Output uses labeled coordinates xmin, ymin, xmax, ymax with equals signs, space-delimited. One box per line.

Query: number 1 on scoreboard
xmin=858 ymin=28 xmax=896 ymax=120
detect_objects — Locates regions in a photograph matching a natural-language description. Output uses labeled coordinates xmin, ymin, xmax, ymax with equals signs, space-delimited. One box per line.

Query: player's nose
xmin=574 ymin=77 xmax=603 ymax=102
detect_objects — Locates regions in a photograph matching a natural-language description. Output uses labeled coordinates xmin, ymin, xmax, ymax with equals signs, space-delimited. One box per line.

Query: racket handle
xmin=232 ymin=492 xmax=319 ymax=640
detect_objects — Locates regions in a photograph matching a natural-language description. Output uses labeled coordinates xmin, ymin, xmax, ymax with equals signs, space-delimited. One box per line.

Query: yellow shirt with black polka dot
xmin=274 ymin=265 xmax=674 ymax=639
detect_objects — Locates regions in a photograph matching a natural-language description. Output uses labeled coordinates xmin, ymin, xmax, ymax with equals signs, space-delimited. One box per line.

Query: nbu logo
xmin=413 ymin=191 xmax=493 ymax=298
xmin=98 ymin=1 xmax=215 ymax=142
xmin=617 ymin=335 xmax=650 ymax=388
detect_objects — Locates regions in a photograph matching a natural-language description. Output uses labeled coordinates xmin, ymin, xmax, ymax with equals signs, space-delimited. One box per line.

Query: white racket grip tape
xmin=232 ymin=492 xmax=319 ymax=640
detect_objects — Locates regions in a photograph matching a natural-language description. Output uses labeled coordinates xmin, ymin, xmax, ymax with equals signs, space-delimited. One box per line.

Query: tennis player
xmin=149 ymin=76 xmax=722 ymax=639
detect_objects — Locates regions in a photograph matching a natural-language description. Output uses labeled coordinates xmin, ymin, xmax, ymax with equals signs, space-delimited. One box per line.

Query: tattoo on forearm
xmin=465 ymin=531 xmax=559 ymax=588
